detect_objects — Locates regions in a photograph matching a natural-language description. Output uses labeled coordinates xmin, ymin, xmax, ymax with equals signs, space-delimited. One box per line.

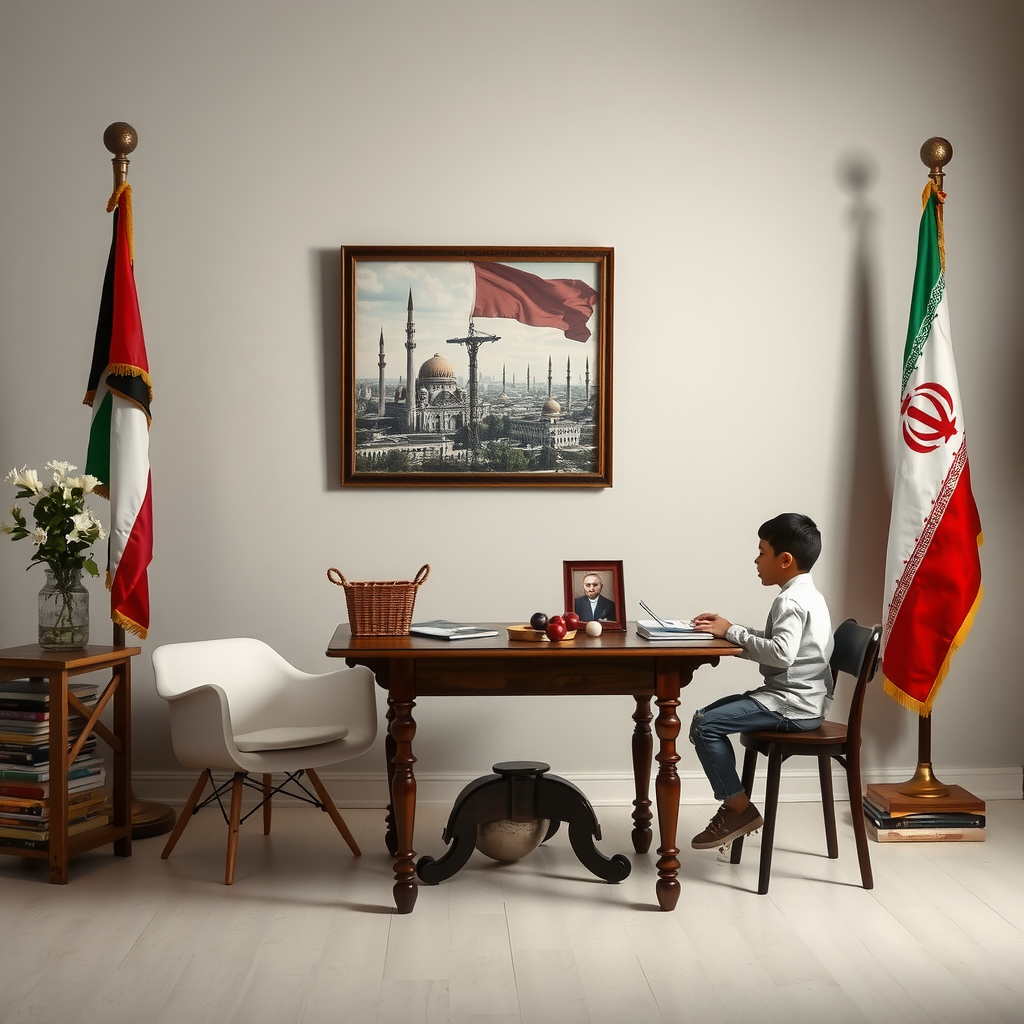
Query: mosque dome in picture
xmin=418 ymin=354 xmax=457 ymax=382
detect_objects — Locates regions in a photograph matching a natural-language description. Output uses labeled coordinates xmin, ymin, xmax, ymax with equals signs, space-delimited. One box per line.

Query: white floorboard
xmin=0 ymin=800 xmax=1022 ymax=1024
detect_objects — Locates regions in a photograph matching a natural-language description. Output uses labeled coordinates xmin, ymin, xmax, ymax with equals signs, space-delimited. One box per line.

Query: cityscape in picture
xmin=352 ymin=260 xmax=603 ymax=476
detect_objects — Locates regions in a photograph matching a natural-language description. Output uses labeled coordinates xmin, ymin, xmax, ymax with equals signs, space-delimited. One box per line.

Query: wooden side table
xmin=0 ymin=644 xmax=140 ymax=883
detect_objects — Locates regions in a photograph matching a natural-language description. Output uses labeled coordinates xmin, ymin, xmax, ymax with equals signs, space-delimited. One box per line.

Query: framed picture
xmin=563 ymin=560 xmax=625 ymax=632
xmin=341 ymin=246 xmax=613 ymax=487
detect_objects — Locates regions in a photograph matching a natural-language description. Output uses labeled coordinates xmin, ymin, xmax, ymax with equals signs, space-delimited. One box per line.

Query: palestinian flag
xmin=83 ymin=184 xmax=153 ymax=639
xmin=881 ymin=180 xmax=982 ymax=715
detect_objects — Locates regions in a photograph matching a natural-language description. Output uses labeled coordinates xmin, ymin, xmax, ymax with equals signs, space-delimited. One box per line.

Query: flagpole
xmin=896 ymin=136 xmax=953 ymax=800
xmin=101 ymin=122 xmax=175 ymax=837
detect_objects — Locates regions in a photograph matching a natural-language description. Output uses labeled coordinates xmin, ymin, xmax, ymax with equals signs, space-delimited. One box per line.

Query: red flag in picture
xmin=472 ymin=262 xmax=598 ymax=342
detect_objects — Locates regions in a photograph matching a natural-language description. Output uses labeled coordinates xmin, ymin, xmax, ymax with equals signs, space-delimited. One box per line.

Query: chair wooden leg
xmin=846 ymin=751 xmax=873 ymax=889
xmin=262 ymin=773 xmax=273 ymax=835
xmin=161 ymin=769 xmax=211 ymax=860
xmin=730 ymin=746 xmax=759 ymax=865
xmin=306 ymin=768 xmax=361 ymax=856
xmin=224 ymin=772 xmax=245 ymax=885
xmin=818 ymin=755 xmax=839 ymax=858
xmin=757 ymin=749 xmax=783 ymax=895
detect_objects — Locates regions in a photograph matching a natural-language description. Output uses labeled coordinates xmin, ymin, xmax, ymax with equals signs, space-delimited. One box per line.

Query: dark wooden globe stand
xmin=416 ymin=761 xmax=631 ymax=884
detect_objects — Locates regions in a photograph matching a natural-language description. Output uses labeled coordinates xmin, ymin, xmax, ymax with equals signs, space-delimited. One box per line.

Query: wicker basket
xmin=327 ymin=564 xmax=430 ymax=636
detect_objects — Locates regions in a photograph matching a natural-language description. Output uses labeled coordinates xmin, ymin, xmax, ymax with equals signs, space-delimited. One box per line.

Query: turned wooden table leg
xmin=654 ymin=659 xmax=685 ymax=911
xmin=383 ymin=702 xmax=398 ymax=856
xmin=631 ymin=696 xmax=653 ymax=854
xmin=388 ymin=661 xmax=418 ymax=914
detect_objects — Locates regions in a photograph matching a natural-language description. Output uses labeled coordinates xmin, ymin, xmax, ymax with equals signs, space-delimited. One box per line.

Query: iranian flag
xmin=83 ymin=184 xmax=153 ymax=639
xmin=881 ymin=180 xmax=982 ymax=715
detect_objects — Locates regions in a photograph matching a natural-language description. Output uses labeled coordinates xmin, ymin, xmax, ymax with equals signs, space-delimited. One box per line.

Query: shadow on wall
xmin=318 ymin=247 xmax=343 ymax=490
xmin=833 ymin=151 xmax=903 ymax=756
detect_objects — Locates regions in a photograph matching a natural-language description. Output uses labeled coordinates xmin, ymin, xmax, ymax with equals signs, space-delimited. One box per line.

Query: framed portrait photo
xmin=563 ymin=560 xmax=625 ymax=632
xmin=341 ymin=246 xmax=613 ymax=488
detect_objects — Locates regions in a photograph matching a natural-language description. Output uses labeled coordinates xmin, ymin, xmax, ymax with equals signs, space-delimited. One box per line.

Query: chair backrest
xmin=829 ymin=618 xmax=882 ymax=741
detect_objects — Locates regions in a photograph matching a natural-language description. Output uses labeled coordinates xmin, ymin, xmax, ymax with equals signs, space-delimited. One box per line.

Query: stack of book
xmin=0 ymin=679 xmax=109 ymax=850
xmin=863 ymin=783 xmax=985 ymax=842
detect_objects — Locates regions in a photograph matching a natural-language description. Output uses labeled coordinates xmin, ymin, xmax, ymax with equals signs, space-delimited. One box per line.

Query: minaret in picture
xmin=405 ymin=289 xmax=417 ymax=430
xmin=527 ymin=365 xmax=531 ymax=392
xmin=585 ymin=357 xmax=590 ymax=403
xmin=565 ymin=356 xmax=572 ymax=413
xmin=377 ymin=329 xmax=386 ymax=416
xmin=547 ymin=356 xmax=552 ymax=398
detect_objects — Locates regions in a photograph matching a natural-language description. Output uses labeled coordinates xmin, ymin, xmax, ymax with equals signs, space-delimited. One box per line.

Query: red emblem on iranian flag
xmin=900 ymin=381 xmax=958 ymax=453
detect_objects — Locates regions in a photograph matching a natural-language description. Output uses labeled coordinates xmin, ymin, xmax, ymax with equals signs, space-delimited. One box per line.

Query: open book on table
xmin=408 ymin=620 xmax=499 ymax=641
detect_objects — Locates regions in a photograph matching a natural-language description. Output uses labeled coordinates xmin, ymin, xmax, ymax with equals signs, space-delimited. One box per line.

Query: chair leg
xmin=161 ymin=769 xmax=211 ymax=860
xmin=818 ymin=755 xmax=839 ymax=858
xmin=846 ymin=752 xmax=873 ymax=889
xmin=262 ymin=773 xmax=273 ymax=835
xmin=306 ymin=768 xmax=361 ymax=856
xmin=224 ymin=771 xmax=245 ymax=885
xmin=757 ymin=749 xmax=783 ymax=895
xmin=730 ymin=746 xmax=758 ymax=865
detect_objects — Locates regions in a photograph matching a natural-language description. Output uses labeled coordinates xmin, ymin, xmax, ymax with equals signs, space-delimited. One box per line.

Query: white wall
xmin=2 ymin=0 xmax=1021 ymax=802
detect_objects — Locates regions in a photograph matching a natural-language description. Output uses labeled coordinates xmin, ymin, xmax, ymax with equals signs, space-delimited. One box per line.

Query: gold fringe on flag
xmin=106 ymin=182 xmax=134 ymax=265
xmin=883 ymin=579 xmax=983 ymax=716
xmin=921 ymin=180 xmax=946 ymax=273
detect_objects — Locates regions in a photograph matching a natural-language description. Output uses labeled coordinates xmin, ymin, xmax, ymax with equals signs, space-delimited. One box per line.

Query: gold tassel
xmin=106 ymin=183 xmax=134 ymax=265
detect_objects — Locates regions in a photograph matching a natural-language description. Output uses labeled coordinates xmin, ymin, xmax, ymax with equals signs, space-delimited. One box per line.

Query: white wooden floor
xmin=1 ymin=799 xmax=1022 ymax=1024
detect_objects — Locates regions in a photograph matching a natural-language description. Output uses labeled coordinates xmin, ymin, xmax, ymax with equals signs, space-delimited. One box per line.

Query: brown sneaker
xmin=691 ymin=803 xmax=763 ymax=850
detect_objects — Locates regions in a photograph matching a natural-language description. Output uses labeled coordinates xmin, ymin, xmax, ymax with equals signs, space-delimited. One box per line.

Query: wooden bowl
xmin=506 ymin=625 xmax=578 ymax=642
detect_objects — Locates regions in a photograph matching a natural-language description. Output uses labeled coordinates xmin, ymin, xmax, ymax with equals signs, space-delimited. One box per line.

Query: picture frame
xmin=341 ymin=246 xmax=613 ymax=488
xmin=563 ymin=560 xmax=626 ymax=632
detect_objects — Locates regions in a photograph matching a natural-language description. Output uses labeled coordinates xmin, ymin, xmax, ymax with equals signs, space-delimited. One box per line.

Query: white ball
xmin=585 ymin=620 xmax=602 ymax=637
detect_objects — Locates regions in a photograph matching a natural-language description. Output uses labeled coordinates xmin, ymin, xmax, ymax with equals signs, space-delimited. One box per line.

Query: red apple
xmin=546 ymin=620 xmax=567 ymax=641
xmin=549 ymin=614 xmax=564 ymax=626
xmin=563 ymin=612 xmax=581 ymax=632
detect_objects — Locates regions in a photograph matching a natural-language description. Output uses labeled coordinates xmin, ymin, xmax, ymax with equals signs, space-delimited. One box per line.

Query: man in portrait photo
xmin=574 ymin=571 xmax=617 ymax=621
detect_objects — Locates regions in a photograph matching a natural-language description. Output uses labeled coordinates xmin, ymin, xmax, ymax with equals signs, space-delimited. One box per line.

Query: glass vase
xmin=38 ymin=567 xmax=89 ymax=650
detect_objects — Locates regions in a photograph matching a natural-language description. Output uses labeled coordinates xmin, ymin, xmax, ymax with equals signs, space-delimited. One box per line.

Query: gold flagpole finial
xmin=103 ymin=122 xmax=138 ymax=190
xmin=920 ymin=136 xmax=952 ymax=190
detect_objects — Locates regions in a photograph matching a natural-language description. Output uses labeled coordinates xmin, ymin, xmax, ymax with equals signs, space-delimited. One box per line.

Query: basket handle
xmin=412 ymin=564 xmax=430 ymax=587
xmin=327 ymin=567 xmax=347 ymax=587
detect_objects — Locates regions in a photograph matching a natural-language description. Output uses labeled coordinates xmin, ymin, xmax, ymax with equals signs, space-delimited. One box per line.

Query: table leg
xmin=113 ymin=661 xmax=132 ymax=857
xmin=49 ymin=670 xmax=70 ymax=884
xmin=631 ymin=696 xmax=653 ymax=854
xmin=388 ymin=661 xmax=418 ymax=914
xmin=654 ymin=661 xmax=683 ymax=911
xmin=383 ymin=703 xmax=398 ymax=856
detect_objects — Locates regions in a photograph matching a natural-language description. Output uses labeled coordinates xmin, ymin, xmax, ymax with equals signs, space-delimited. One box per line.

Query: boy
xmin=688 ymin=513 xmax=833 ymax=850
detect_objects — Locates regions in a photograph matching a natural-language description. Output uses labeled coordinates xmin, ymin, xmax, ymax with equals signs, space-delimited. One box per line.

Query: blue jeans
xmin=689 ymin=694 xmax=823 ymax=802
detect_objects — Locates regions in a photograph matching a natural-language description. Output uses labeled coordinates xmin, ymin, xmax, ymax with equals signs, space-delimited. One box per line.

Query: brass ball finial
xmin=920 ymin=136 xmax=952 ymax=174
xmin=103 ymin=121 xmax=138 ymax=158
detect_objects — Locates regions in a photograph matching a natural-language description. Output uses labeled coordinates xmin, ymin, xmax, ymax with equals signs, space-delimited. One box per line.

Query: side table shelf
xmin=0 ymin=643 xmax=140 ymax=883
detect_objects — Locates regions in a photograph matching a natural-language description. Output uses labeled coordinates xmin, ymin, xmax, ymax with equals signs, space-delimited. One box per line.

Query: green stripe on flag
xmin=86 ymin=389 xmax=112 ymax=488
xmin=902 ymin=192 xmax=944 ymax=395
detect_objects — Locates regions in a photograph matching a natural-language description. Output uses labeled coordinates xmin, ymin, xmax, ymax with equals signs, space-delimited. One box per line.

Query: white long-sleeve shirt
xmin=724 ymin=573 xmax=834 ymax=719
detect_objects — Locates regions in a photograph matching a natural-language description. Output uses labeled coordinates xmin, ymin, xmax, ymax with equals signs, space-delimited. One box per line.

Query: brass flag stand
xmin=102 ymin=122 xmax=175 ymax=840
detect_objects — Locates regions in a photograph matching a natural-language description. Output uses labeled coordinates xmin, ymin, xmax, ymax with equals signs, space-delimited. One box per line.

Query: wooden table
xmin=326 ymin=624 xmax=740 ymax=913
xmin=0 ymin=644 xmax=139 ymax=883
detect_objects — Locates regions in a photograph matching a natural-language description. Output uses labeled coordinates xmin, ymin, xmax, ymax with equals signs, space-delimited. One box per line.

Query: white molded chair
xmin=152 ymin=638 xmax=377 ymax=884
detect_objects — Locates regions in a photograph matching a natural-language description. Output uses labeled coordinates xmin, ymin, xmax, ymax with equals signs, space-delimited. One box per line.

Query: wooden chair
xmin=729 ymin=618 xmax=882 ymax=894
xmin=152 ymin=638 xmax=378 ymax=884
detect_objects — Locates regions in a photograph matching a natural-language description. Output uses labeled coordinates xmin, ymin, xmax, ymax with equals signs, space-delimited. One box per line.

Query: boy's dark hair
xmin=758 ymin=513 xmax=821 ymax=570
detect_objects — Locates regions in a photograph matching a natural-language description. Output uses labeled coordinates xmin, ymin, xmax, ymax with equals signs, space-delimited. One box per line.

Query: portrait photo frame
xmin=341 ymin=246 xmax=613 ymax=488
xmin=563 ymin=559 xmax=626 ymax=632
